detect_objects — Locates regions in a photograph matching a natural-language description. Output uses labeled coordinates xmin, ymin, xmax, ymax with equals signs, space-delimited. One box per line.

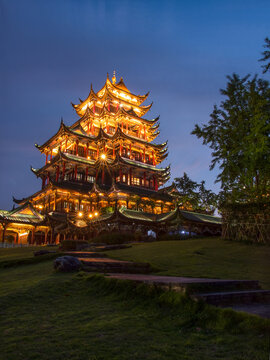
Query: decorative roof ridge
xmin=88 ymin=179 xmax=103 ymax=194
xmin=71 ymin=97 xmax=158 ymax=126
xmin=30 ymin=153 xmax=63 ymax=176
xmin=158 ymin=182 xmax=178 ymax=194
xmin=72 ymin=84 xmax=99 ymax=110
xmin=116 ymin=155 xmax=168 ymax=173
xmin=12 ymin=183 xmax=52 ymax=207
xmin=96 ymin=84 xmax=152 ymax=114
xmin=8 ymin=201 xmax=44 ymax=220
xmin=108 ymin=73 xmax=150 ymax=101
xmin=35 ymin=119 xmax=71 ymax=150
xmin=114 ymin=127 xmax=167 ymax=149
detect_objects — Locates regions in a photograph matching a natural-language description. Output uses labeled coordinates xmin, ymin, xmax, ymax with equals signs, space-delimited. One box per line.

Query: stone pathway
xmin=107 ymin=273 xmax=270 ymax=319
xmin=64 ymin=251 xmax=270 ymax=319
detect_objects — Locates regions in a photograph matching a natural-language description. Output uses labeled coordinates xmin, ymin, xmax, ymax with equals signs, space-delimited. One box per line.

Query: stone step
xmin=107 ymin=274 xmax=260 ymax=294
xmin=64 ymin=251 xmax=106 ymax=258
xmin=80 ymin=258 xmax=153 ymax=274
xmin=193 ymin=289 xmax=270 ymax=305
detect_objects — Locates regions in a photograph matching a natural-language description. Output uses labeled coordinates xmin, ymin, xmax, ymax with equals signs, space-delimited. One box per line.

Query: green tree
xmin=192 ymin=74 xmax=270 ymax=202
xmin=174 ymin=172 xmax=199 ymax=210
xmin=259 ymin=37 xmax=270 ymax=74
xmin=174 ymin=173 xmax=217 ymax=213
xmin=197 ymin=181 xmax=218 ymax=214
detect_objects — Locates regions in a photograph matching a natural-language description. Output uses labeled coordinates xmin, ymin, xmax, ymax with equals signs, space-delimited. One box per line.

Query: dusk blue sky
xmin=0 ymin=0 xmax=269 ymax=209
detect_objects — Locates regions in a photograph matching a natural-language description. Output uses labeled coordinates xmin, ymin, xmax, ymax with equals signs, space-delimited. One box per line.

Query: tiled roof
xmin=180 ymin=210 xmax=222 ymax=225
xmin=114 ymin=183 xmax=173 ymax=201
xmin=0 ymin=203 xmax=45 ymax=225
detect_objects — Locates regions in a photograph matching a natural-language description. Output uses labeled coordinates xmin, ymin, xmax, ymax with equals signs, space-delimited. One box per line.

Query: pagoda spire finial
xmin=112 ymin=70 xmax=116 ymax=84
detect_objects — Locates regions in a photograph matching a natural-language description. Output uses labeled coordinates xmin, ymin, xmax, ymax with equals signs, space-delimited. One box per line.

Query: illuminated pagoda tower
xmin=0 ymin=73 xmax=222 ymax=244
xmin=14 ymin=73 xmax=174 ymax=218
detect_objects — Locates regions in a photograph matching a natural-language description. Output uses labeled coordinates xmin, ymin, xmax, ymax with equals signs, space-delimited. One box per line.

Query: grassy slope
xmin=0 ymin=261 xmax=269 ymax=360
xmin=0 ymin=246 xmax=46 ymax=263
xmin=106 ymin=238 xmax=270 ymax=289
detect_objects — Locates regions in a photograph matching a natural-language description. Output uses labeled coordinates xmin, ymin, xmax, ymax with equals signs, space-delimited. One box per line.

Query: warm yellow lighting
xmin=100 ymin=153 xmax=106 ymax=160
xmin=94 ymin=212 xmax=98 ymax=216
xmin=38 ymin=205 xmax=43 ymax=209
xmin=19 ymin=232 xmax=29 ymax=237
xmin=88 ymin=213 xmax=93 ymax=218
xmin=78 ymin=212 xmax=83 ymax=217
xmin=52 ymin=148 xmax=58 ymax=154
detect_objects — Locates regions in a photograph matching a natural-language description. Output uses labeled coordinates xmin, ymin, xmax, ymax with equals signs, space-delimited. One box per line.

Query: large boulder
xmin=54 ymin=256 xmax=81 ymax=272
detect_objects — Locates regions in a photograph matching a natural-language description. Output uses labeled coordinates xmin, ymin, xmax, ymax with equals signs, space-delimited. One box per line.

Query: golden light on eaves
xmin=19 ymin=232 xmax=29 ymax=237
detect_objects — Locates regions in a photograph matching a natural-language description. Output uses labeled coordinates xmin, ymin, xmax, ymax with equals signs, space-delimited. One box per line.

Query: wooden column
xmin=119 ymin=168 xmax=122 ymax=182
xmin=102 ymin=167 xmax=105 ymax=185
xmin=154 ymin=176 xmax=158 ymax=191
xmin=85 ymin=167 xmax=88 ymax=182
xmin=45 ymin=153 xmax=48 ymax=165
xmin=143 ymin=172 xmax=146 ymax=187
xmin=91 ymin=121 xmax=94 ymax=135
xmin=76 ymin=140 xmax=79 ymax=156
xmin=62 ymin=162 xmax=66 ymax=180
xmin=53 ymin=192 xmax=57 ymax=211
xmin=30 ymin=227 xmax=35 ymax=244
xmin=50 ymin=228 xmax=53 ymax=244
xmin=74 ymin=165 xmax=77 ymax=181
xmin=1 ymin=224 xmax=7 ymax=243
xmin=143 ymin=148 xmax=146 ymax=162
xmin=129 ymin=168 xmax=132 ymax=186
xmin=56 ymin=166 xmax=60 ymax=182
xmin=152 ymin=151 xmax=155 ymax=165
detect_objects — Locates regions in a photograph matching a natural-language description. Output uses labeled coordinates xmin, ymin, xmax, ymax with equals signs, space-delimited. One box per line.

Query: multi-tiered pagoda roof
xmin=0 ymin=73 xmax=222 ymax=245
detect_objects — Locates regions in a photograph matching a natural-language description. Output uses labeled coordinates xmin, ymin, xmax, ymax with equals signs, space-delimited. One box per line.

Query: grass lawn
xmin=0 ymin=260 xmax=269 ymax=360
xmin=106 ymin=237 xmax=270 ymax=289
xmin=0 ymin=246 xmax=47 ymax=263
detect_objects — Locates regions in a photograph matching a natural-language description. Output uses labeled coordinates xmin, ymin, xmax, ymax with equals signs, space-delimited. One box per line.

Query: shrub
xmin=91 ymin=232 xmax=141 ymax=244
xmin=59 ymin=240 xmax=89 ymax=251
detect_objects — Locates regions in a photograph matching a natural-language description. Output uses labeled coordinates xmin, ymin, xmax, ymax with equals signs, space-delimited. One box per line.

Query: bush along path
xmin=59 ymin=249 xmax=270 ymax=319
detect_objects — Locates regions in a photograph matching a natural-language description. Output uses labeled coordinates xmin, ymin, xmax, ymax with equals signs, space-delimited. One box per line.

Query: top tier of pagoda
xmin=72 ymin=72 xmax=152 ymax=117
